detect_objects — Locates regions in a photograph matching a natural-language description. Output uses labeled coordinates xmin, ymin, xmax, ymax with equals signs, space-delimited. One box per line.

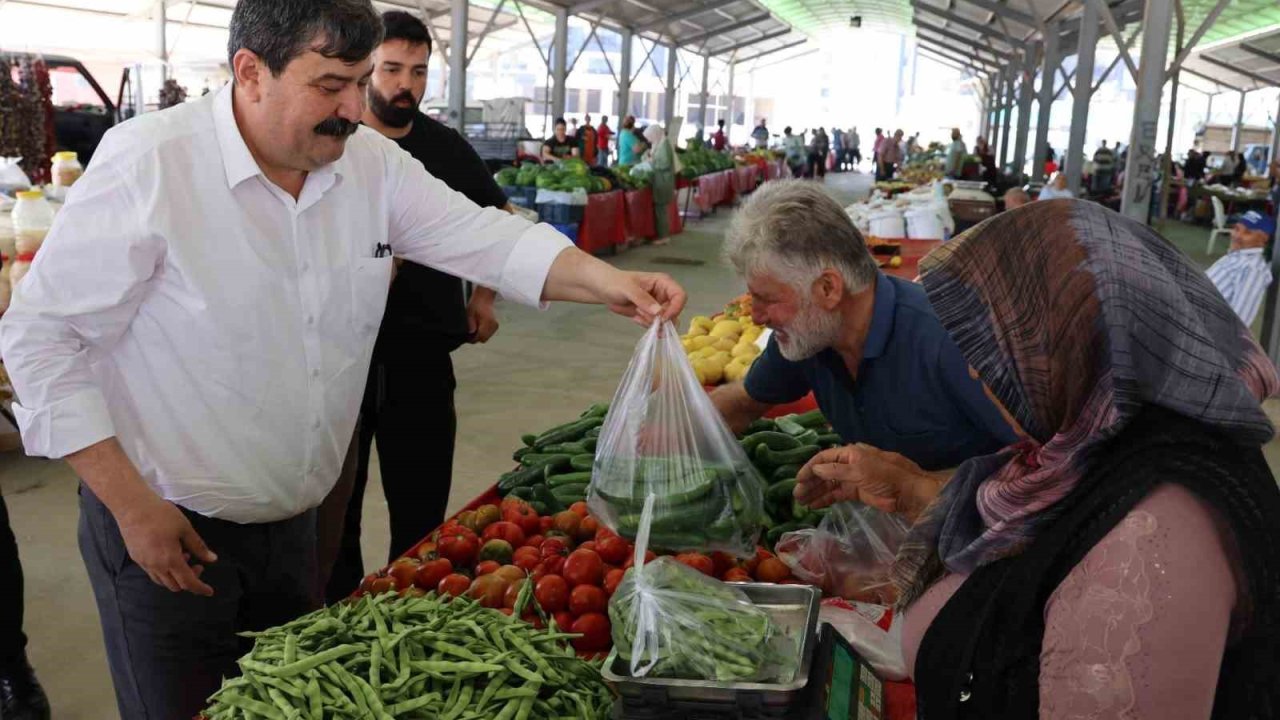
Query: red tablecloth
xmin=624 ymin=188 xmax=655 ymax=240
xmin=764 ymin=158 xmax=787 ymax=180
xmin=733 ymin=165 xmax=761 ymax=195
xmin=880 ymin=238 xmax=943 ymax=281
xmin=693 ymin=170 xmax=736 ymax=213
xmin=577 ymin=190 xmax=626 ymax=254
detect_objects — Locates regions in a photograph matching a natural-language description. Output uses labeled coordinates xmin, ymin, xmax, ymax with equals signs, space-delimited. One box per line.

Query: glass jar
xmin=51 ymin=151 xmax=83 ymax=189
xmin=11 ymin=190 xmax=53 ymax=289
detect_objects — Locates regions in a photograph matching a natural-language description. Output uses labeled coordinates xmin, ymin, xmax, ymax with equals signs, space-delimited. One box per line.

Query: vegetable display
xmin=496 ymin=159 xmax=614 ymax=194
xmin=677 ymin=139 xmax=735 ymax=179
xmin=680 ymin=294 xmax=762 ymax=386
xmin=202 ymin=591 xmax=613 ymax=719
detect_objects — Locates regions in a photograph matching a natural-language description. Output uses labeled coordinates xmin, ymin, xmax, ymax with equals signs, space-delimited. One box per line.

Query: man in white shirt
xmin=1206 ymin=210 xmax=1275 ymax=327
xmin=0 ymin=1 xmax=684 ymax=717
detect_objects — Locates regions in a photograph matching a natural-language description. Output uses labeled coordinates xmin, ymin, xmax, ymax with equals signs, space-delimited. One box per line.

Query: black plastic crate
xmin=537 ymin=202 xmax=586 ymax=224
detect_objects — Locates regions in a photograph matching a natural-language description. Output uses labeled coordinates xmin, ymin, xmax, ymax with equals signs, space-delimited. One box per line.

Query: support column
xmin=1033 ymin=25 xmax=1059 ymax=181
xmin=665 ymin=44 xmax=677 ymax=127
xmin=1232 ymin=91 xmax=1248 ymax=152
xmin=1271 ymin=93 xmax=1280 ymax=168
xmin=448 ymin=0 xmax=468 ymax=128
xmin=155 ymin=0 xmax=168 ymax=82
xmin=1120 ymin=0 xmax=1173 ymax=223
xmin=1263 ymin=92 xmax=1280 ymax=361
xmin=726 ymin=56 xmax=737 ymax=136
xmin=617 ymin=29 xmax=633 ymax=120
xmin=551 ymin=8 xmax=569 ymax=120
xmin=697 ymin=53 xmax=711 ymax=132
xmin=990 ymin=70 xmax=1003 ymax=150
xmin=999 ymin=67 xmax=1014 ymax=170
xmin=1013 ymin=45 xmax=1036 ymax=179
xmin=1066 ymin=0 xmax=1099 ymax=196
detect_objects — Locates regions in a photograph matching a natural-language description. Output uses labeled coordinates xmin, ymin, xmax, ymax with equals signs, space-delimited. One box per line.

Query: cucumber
xmin=744 ymin=418 xmax=776 ymax=434
xmin=520 ymin=453 xmax=572 ymax=471
xmin=766 ymin=479 xmax=797 ymax=506
xmin=580 ymin=403 xmax=610 ymax=419
xmin=792 ymin=499 xmax=815 ymax=524
xmin=772 ymin=464 xmax=802 ymax=482
xmin=791 ymin=410 xmax=829 ymax=429
xmin=521 ymin=433 xmax=538 ymax=447
xmin=546 ymin=471 xmax=593 ymax=488
xmin=775 ymin=416 xmax=806 ymax=436
xmin=755 ymin=444 xmax=820 ymax=468
xmin=815 ymin=432 xmax=842 ymax=447
xmin=765 ymin=520 xmax=809 ymax=547
xmin=539 ymin=441 xmax=591 ymax=455
xmin=531 ymin=484 xmax=564 ymax=514
xmin=498 ymin=464 xmax=546 ymax=492
xmin=792 ymin=429 xmax=820 ymax=446
xmin=569 ymin=454 xmax=595 ymax=472
xmin=528 ymin=500 xmax=548 ymax=516
xmin=741 ymin=431 xmax=801 ymax=455
xmin=591 ymin=471 xmax=719 ymax=511
xmin=550 ymin=483 xmax=589 ymax=503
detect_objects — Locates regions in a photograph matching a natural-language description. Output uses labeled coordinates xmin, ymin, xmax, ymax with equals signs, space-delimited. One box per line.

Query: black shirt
xmin=543 ymin=137 xmax=576 ymax=159
xmin=376 ymin=113 xmax=508 ymax=358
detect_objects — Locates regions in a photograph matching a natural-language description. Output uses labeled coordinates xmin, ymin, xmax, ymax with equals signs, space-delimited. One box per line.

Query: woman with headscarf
xmin=645 ymin=123 xmax=676 ymax=245
xmin=794 ymin=200 xmax=1280 ymax=718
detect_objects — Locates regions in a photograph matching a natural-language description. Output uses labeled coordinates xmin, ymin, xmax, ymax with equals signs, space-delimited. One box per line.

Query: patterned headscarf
xmin=893 ymin=199 xmax=1280 ymax=606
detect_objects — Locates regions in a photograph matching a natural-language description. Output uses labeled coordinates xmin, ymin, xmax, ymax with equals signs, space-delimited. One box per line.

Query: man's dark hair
xmin=875 ymin=127 xmax=882 ymax=134
xmin=554 ymin=117 xmax=567 ymax=127
xmin=228 ymin=0 xmax=384 ymax=75
xmin=382 ymin=10 xmax=433 ymax=52
xmin=718 ymin=119 xmax=725 ymax=128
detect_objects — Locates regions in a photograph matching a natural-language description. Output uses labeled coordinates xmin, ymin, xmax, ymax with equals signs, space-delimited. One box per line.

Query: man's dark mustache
xmin=388 ymin=90 xmax=415 ymax=106
xmin=315 ymin=118 xmax=360 ymax=137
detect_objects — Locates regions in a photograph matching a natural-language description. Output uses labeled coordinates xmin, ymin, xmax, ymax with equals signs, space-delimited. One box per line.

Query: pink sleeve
xmin=1039 ymin=484 xmax=1239 ymax=719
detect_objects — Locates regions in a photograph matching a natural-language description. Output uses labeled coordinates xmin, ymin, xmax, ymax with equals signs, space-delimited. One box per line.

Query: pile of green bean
xmin=202 ymin=590 xmax=614 ymax=720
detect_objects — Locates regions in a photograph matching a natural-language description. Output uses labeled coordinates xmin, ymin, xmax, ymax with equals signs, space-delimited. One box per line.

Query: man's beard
xmin=369 ymin=88 xmax=418 ymax=129
xmin=775 ymin=299 xmax=841 ymax=362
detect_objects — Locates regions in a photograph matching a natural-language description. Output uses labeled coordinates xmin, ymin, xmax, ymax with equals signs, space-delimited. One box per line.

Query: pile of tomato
xmin=356 ymin=497 xmax=799 ymax=655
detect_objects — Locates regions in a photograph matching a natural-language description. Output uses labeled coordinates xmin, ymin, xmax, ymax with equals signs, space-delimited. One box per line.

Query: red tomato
xmin=675 ymin=553 xmax=715 ymax=577
xmin=523 ymin=534 xmax=545 ymax=549
xmin=595 ymin=536 xmax=630 ymax=566
xmin=502 ymin=503 xmax=541 ymax=536
xmin=552 ymin=611 xmax=575 ymax=632
xmin=467 ymin=574 xmax=511 ymax=608
xmin=603 ymin=568 xmax=626 ymax=597
xmin=622 ymin=550 xmax=658 ymax=570
xmin=413 ymin=558 xmax=454 ymax=591
xmin=577 ymin=517 xmax=599 ymax=543
xmin=569 ymin=585 xmax=607 ymax=616
xmin=369 ymin=575 xmax=398 ymax=594
xmin=520 ymin=611 xmax=545 ymax=629
xmin=543 ymin=530 xmax=576 ymax=549
xmin=435 ymin=523 xmax=478 ymax=544
xmin=710 ymin=552 xmax=737 ymax=578
xmin=399 ymin=586 xmax=427 ymax=598
xmin=551 ymin=511 xmax=581 ymax=538
xmin=482 ymin=521 xmax=525 ymax=548
xmin=723 ymin=568 xmax=752 ymax=582
xmin=512 ymin=546 xmax=541 ymax=573
xmin=498 ymin=608 xmax=514 ymax=616
xmin=569 ymin=501 xmax=589 ymax=518
xmin=540 ymin=538 xmax=570 ymax=560
xmin=595 ymin=525 xmax=617 ymax=542
xmin=570 ymin=613 xmax=612 ymax=652
xmin=475 ymin=560 xmax=501 ymax=576
xmin=539 ymin=516 xmax=555 ymax=533
xmin=437 ymin=573 xmax=471 ymax=597
xmin=541 ymin=555 xmax=566 ymax=576
xmin=563 ymin=549 xmax=604 ymax=588
xmin=755 ymin=558 xmax=791 ymax=584
xmin=534 ymin=574 xmax=570 ymax=613
xmin=494 ymin=565 xmax=526 ymax=583
xmin=504 ymin=578 xmax=528 ymax=609
xmin=529 ymin=562 xmax=550 ymax=583
xmin=577 ymin=541 xmax=597 ymax=554
xmin=358 ymin=573 xmax=380 ymax=594
xmin=437 ymin=534 xmax=479 ymax=568
xmin=414 ymin=541 xmax=438 ymax=561
xmin=499 ymin=497 xmax=530 ymax=515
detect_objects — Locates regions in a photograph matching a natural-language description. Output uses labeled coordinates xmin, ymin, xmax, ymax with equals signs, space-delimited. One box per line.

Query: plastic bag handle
xmin=628 ymin=493 xmax=660 ymax=677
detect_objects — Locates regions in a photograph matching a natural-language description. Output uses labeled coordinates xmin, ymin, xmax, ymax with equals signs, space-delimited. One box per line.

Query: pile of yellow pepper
xmin=681 ymin=296 xmax=764 ymax=385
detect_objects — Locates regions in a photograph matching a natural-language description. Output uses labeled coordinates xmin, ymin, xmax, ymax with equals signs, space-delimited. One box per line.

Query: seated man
xmin=1206 ymin=210 xmax=1275 ymax=327
xmin=714 ymin=180 xmax=1017 ymax=471
xmin=1003 ymin=187 xmax=1030 ymax=210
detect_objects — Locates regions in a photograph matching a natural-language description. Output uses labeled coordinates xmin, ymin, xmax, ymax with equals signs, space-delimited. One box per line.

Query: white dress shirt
xmin=1206 ymin=247 xmax=1272 ymax=327
xmin=0 ymin=85 xmax=571 ymax=523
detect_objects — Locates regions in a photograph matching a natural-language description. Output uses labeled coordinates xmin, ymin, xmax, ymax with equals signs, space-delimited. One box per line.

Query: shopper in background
xmin=1206 ymin=210 xmax=1275 ymax=327
xmin=872 ymin=127 xmax=885 ymax=179
xmin=830 ymin=128 xmax=844 ymax=171
xmin=0 ymin=1 xmax=686 ymax=717
xmin=712 ymin=180 xmax=1016 ymax=472
xmin=541 ymin=117 xmax=578 ymax=162
xmin=783 ymin=126 xmax=806 ymax=178
xmin=1037 ymin=172 xmax=1074 ymax=201
xmin=323 ymin=10 xmax=508 ymax=605
xmin=1002 ymin=187 xmax=1030 ymax=210
xmin=1090 ymin=140 xmax=1115 ymax=195
xmin=974 ymin=135 xmax=997 ymax=184
xmin=576 ymin=113 xmax=598 ymax=166
xmin=0 ymin=495 xmax=50 ymax=720
xmin=879 ymin=129 xmax=904 ymax=181
xmin=800 ymin=200 xmax=1280 ymax=717
xmin=617 ymin=115 xmax=641 ymax=165
xmin=1184 ymin=148 xmax=1205 ymax=185
xmin=1043 ymin=144 xmax=1058 ymax=175
xmin=847 ymin=126 xmax=861 ymax=169
xmin=596 ymin=115 xmax=613 ymax=166
xmin=711 ymin=118 xmax=728 ymax=152
xmin=808 ymin=127 xmax=829 ymax=180
xmin=752 ymin=119 xmax=770 ymax=149
xmin=645 ymin=123 xmax=676 ymax=246
xmin=943 ymin=128 xmax=966 ymax=178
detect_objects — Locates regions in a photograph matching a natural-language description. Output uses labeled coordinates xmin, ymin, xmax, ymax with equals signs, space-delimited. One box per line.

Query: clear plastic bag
xmin=775 ymin=502 xmax=909 ymax=604
xmin=819 ymin=602 xmax=909 ymax=680
xmin=589 ymin=319 xmax=765 ymax=557
xmin=609 ymin=499 xmax=796 ymax=681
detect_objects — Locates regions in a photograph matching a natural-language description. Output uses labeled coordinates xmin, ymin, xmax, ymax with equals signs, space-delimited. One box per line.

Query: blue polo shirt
xmin=743 ymin=273 xmax=1016 ymax=470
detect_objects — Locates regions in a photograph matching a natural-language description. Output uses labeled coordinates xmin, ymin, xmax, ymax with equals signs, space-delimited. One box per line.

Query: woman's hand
xmin=795 ymin=444 xmax=945 ymax=522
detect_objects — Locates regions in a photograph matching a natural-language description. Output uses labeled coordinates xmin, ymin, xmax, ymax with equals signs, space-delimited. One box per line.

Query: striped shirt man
xmin=1207 ymin=248 xmax=1272 ymax=326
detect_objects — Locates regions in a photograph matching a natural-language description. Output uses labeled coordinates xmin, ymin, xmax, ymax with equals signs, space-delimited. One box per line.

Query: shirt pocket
xmin=350 ymin=257 xmax=394 ymax=339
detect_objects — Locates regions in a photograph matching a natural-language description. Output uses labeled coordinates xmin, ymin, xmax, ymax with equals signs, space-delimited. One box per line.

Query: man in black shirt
xmin=325 ymin=10 xmax=508 ymax=603
xmin=542 ymin=118 xmax=578 ymax=162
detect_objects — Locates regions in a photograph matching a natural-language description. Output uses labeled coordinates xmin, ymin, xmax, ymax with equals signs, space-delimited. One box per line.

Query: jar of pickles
xmin=51 ymin=151 xmax=83 ymax=189
xmin=10 ymin=190 xmax=53 ymax=288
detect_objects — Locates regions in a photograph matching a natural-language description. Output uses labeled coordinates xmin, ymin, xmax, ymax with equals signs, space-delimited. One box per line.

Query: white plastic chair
xmin=1207 ymin=196 xmax=1232 ymax=254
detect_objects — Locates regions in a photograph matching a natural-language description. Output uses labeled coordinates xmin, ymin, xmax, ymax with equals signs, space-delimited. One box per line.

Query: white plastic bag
xmin=819 ymin=603 xmax=909 ymax=681
xmin=775 ymin=502 xmax=908 ymax=604
xmin=589 ymin=320 xmax=765 ymax=557
xmin=534 ymin=188 xmax=589 ymax=205
xmin=0 ymin=158 xmax=31 ymax=193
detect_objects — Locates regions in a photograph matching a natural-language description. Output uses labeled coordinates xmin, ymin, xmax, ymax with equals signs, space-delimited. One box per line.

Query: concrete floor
xmin=2 ymin=172 xmax=1277 ymax=718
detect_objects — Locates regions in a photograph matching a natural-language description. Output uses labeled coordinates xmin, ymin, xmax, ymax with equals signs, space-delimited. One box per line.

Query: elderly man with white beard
xmin=711 ymin=180 xmax=1016 ymax=474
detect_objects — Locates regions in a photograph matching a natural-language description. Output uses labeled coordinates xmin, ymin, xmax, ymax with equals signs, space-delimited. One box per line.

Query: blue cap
xmin=1238 ymin=210 xmax=1277 ymax=237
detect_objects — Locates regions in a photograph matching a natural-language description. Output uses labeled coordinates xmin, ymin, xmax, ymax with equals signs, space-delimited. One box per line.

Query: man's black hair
xmin=382 ymin=10 xmax=433 ymax=52
xmin=554 ymin=117 xmax=567 ymax=127
xmin=228 ymin=0 xmax=384 ymax=75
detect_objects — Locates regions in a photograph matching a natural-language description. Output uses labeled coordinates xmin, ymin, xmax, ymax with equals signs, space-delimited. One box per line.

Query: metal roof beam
xmin=910 ymin=1 xmax=1026 ymax=51
xmin=738 ymin=38 xmax=806 ymax=65
xmin=914 ymin=34 xmax=1002 ymax=68
xmin=916 ymin=37 xmax=1000 ymax=72
xmin=1241 ymin=43 xmax=1280 ymax=67
xmin=918 ymin=44 xmax=989 ymax=76
xmin=708 ymin=28 xmax=790 ymax=56
xmin=915 ymin=22 xmax=1012 ymax=61
xmin=918 ymin=48 xmax=972 ymax=75
xmin=677 ymin=11 xmax=771 ymax=47
xmin=954 ymin=0 xmax=1038 ymax=31
xmin=634 ymin=0 xmax=739 ymax=31
xmin=1180 ymin=66 xmax=1242 ymax=93
xmin=1168 ymin=0 xmax=1232 ymax=76
xmin=1198 ymin=53 xmax=1278 ymax=88
xmin=568 ymin=0 xmax=623 ymax=11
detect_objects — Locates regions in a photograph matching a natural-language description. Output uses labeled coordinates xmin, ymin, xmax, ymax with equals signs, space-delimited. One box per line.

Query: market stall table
xmin=733 ymin=165 xmax=761 ymax=195
xmin=577 ymin=190 xmax=627 ymax=255
xmin=878 ymin=238 xmax=942 ymax=281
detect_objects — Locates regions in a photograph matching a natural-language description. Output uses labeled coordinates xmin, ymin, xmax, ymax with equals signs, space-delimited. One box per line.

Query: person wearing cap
xmin=1206 ymin=210 xmax=1275 ymax=327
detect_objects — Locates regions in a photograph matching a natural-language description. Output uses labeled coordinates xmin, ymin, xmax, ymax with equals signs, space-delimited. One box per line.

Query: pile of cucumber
xmin=740 ymin=410 xmax=843 ymax=548
xmin=498 ymin=404 xmax=609 ymax=514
